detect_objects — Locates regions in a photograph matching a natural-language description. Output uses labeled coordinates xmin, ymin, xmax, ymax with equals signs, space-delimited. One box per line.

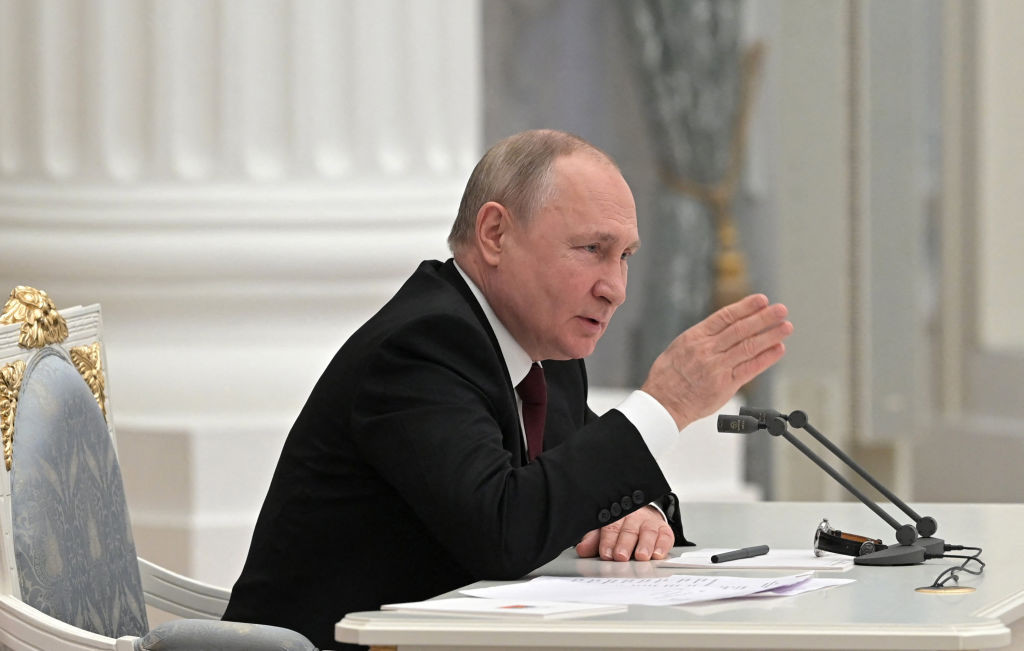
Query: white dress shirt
xmin=453 ymin=262 xmax=679 ymax=467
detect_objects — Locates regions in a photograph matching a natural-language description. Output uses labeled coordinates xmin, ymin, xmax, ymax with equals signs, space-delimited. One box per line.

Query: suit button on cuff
xmin=610 ymin=502 xmax=622 ymax=517
xmin=621 ymin=496 xmax=633 ymax=511
xmin=598 ymin=508 xmax=612 ymax=524
xmin=632 ymin=490 xmax=645 ymax=504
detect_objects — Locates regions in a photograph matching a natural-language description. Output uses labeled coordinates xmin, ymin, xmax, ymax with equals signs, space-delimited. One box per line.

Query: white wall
xmin=0 ymin=0 xmax=481 ymax=587
xmin=976 ymin=0 xmax=1024 ymax=353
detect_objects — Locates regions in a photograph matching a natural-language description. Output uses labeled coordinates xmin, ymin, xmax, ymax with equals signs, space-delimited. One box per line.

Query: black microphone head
xmin=916 ymin=516 xmax=938 ymax=538
xmin=896 ymin=523 xmax=918 ymax=546
xmin=717 ymin=414 xmax=762 ymax=433
xmin=739 ymin=406 xmax=785 ymax=426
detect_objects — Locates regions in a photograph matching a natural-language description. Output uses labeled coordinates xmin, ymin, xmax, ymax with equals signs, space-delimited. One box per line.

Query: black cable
xmin=926 ymin=545 xmax=984 ymax=589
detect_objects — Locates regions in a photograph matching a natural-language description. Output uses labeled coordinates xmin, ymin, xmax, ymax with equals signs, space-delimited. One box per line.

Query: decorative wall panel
xmin=0 ymin=0 xmax=481 ymax=586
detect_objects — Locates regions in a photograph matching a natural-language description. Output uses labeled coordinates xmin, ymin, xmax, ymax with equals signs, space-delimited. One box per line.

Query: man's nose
xmin=594 ymin=265 xmax=627 ymax=306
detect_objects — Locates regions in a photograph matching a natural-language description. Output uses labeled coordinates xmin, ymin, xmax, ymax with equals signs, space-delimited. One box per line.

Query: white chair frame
xmin=0 ymin=302 xmax=231 ymax=651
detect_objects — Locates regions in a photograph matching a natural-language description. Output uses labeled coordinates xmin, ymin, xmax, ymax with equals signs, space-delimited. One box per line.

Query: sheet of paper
xmin=462 ymin=572 xmax=819 ymax=606
xmin=673 ymin=577 xmax=855 ymax=614
xmin=752 ymin=576 xmax=854 ymax=596
xmin=660 ymin=548 xmax=854 ymax=571
xmin=382 ymin=597 xmax=626 ymax=619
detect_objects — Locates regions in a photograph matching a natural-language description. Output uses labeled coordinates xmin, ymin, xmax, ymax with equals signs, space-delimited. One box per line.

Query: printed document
xmin=382 ymin=597 xmax=626 ymax=619
xmin=462 ymin=572 xmax=852 ymax=607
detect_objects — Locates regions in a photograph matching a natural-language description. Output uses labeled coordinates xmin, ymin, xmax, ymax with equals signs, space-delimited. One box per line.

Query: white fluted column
xmin=0 ymin=0 xmax=481 ymax=586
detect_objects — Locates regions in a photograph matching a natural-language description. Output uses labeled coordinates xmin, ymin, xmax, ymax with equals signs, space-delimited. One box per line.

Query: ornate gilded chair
xmin=0 ymin=287 xmax=317 ymax=651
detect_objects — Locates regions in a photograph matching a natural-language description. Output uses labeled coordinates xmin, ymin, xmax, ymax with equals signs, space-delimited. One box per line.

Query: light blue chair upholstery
xmin=132 ymin=620 xmax=318 ymax=651
xmin=12 ymin=348 xmax=148 ymax=639
xmin=0 ymin=288 xmax=317 ymax=651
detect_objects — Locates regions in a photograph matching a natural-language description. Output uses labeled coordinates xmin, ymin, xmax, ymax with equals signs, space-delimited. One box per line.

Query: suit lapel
xmin=436 ymin=259 xmax=528 ymax=465
xmin=541 ymin=360 xmax=588 ymax=450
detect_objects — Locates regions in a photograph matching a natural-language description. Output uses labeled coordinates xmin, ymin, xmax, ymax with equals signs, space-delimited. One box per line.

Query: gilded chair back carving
xmin=0 ymin=287 xmax=146 ymax=638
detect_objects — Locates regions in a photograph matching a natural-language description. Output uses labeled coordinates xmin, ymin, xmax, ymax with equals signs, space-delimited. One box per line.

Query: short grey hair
xmin=447 ymin=129 xmax=616 ymax=254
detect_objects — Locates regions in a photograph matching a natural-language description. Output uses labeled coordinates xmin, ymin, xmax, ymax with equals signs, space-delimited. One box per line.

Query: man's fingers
xmin=580 ymin=508 xmax=677 ymax=562
xmin=699 ymin=294 xmax=770 ymax=337
xmin=652 ymin=527 xmax=675 ymax=560
xmin=732 ymin=342 xmax=787 ymax=386
xmin=602 ymin=509 xmax=675 ymax=562
xmin=711 ymin=302 xmax=790 ymax=354
xmin=597 ymin=520 xmax=636 ymax=561
xmin=641 ymin=293 xmax=793 ymax=431
xmin=635 ymin=524 xmax=675 ymax=561
xmin=722 ymin=319 xmax=794 ymax=370
xmin=611 ymin=525 xmax=639 ymax=562
xmin=632 ymin=526 xmax=661 ymax=562
xmin=575 ymin=529 xmax=601 ymax=558
xmin=595 ymin=522 xmax=620 ymax=560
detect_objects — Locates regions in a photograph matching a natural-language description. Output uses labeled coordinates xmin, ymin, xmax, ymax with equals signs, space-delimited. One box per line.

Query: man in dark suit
xmin=223 ymin=130 xmax=792 ymax=649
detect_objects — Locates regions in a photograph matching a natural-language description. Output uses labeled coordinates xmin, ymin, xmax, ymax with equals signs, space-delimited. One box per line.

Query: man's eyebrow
xmin=582 ymin=232 xmax=642 ymax=250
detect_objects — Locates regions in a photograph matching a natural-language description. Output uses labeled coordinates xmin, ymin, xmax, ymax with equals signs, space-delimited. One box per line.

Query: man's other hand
xmin=575 ymin=506 xmax=674 ymax=562
xmin=641 ymin=293 xmax=793 ymax=430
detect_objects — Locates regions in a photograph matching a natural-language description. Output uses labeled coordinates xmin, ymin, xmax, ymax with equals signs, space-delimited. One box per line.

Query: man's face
xmin=491 ymin=154 xmax=639 ymax=361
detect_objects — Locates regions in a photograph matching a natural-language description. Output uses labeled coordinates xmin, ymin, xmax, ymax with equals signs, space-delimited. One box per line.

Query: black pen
xmin=710 ymin=545 xmax=770 ymax=564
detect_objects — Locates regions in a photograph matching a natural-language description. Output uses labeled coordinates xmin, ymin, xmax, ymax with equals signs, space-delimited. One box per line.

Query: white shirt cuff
xmin=646 ymin=500 xmax=669 ymax=524
xmin=613 ymin=389 xmax=679 ymax=460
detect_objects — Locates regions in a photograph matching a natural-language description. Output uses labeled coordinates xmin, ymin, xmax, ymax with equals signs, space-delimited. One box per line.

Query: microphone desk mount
xmin=718 ymin=408 xmax=942 ymax=566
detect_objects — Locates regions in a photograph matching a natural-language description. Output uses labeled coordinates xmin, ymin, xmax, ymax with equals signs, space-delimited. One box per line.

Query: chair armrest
xmin=133 ymin=620 xmax=317 ymax=651
xmin=0 ymin=593 xmax=119 ymax=650
xmin=137 ymin=558 xmax=230 ymax=620
xmin=0 ymin=594 xmax=316 ymax=651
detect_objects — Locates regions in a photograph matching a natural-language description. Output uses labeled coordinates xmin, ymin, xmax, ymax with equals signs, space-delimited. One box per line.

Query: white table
xmin=337 ymin=501 xmax=1024 ymax=650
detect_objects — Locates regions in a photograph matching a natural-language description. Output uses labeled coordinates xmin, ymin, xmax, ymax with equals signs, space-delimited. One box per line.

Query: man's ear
xmin=475 ymin=201 xmax=509 ymax=266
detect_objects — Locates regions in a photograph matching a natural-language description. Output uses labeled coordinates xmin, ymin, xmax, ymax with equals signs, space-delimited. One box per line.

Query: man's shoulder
xmin=377 ymin=259 xmax=482 ymax=328
xmin=339 ymin=259 xmax=493 ymax=357
xmin=399 ymin=258 xmax=466 ymax=300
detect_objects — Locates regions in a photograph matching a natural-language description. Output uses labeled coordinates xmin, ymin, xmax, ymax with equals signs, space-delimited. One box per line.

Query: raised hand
xmin=641 ymin=294 xmax=793 ymax=430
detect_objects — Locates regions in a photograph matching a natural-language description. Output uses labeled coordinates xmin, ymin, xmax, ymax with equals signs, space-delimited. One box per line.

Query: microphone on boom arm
xmin=717 ymin=409 xmax=943 ymax=566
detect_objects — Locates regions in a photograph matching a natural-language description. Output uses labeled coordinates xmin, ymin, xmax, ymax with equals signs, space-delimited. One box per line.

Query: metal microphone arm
xmin=739 ymin=407 xmax=941 ymax=543
xmin=783 ymin=410 xmax=938 ymax=540
xmin=765 ymin=417 xmax=917 ymax=543
xmin=718 ymin=411 xmax=941 ymax=566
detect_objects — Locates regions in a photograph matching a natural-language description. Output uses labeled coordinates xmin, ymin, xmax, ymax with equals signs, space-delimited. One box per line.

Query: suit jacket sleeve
xmin=580 ymin=402 xmax=693 ymax=547
xmin=346 ymin=309 xmax=680 ymax=579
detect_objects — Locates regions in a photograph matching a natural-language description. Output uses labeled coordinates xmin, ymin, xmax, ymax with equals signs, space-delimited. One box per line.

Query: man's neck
xmin=452 ymin=258 xmax=534 ymax=386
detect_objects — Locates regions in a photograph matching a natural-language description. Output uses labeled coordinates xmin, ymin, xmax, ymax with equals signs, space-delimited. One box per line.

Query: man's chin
xmin=562 ymin=339 xmax=600 ymax=360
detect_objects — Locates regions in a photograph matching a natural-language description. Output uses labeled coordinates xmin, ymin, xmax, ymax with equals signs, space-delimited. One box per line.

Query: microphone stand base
xmin=914 ymin=536 xmax=945 ymax=556
xmin=855 ymin=544 xmax=926 ymax=566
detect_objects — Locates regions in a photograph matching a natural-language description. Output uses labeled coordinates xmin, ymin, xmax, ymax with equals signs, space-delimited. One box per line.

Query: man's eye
xmin=583 ymin=244 xmax=599 ymax=253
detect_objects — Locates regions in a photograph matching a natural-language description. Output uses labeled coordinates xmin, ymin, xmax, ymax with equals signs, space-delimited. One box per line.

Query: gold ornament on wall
xmin=660 ymin=42 xmax=765 ymax=311
xmin=0 ymin=286 xmax=69 ymax=348
xmin=1 ymin=360 xmax=26 ymax=471
xmin=70 ymin=342 xmax=108 ymax=421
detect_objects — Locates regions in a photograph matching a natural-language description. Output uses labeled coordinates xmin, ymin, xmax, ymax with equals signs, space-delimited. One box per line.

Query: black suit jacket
xmin=223 ymin=259 xmax=688 ymax=649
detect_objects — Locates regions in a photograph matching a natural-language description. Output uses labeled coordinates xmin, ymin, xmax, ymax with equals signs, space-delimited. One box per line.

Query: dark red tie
xmin=517 ymin=363 xmax=547 ymax=461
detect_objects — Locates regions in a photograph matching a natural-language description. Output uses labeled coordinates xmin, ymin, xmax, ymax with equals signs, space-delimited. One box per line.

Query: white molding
xmin=0 ymin=0 xmax=482 ymax=587
xmin=0 ymin=181 xmax=467 ymax=226
xmin=2 ymin=225 xmax=451 ymax=285
xmin=1 ymin=0 xmax=481 ymax=184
